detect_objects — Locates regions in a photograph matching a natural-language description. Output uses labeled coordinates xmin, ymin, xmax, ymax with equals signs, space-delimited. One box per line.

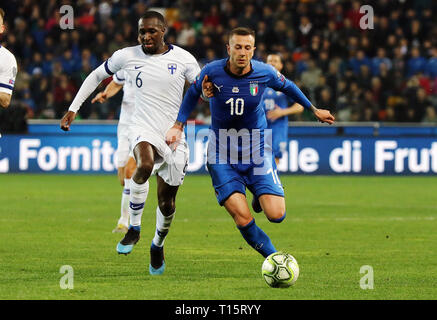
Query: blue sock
xmin=237 ymin=219 xmax=276 ymax=258
xmin=129 ymin=225 xmax=141 ymax=232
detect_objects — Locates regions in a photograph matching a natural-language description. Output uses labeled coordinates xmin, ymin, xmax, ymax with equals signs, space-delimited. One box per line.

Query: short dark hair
xmin=141 ymin=10 xmax=166 ymax=27
xmin=0 ymin=8 xmax=5 ymax=21
xmin=228 ymin=27 xmax=255 ymax=40
xmin=267 ymin=53 xmax=283 ymax=62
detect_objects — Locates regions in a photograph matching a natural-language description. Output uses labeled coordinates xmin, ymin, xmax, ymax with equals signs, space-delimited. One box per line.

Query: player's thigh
xmin=207 ymin=162 xmax=246 ymax=206
xmin=259 ymin=194 xmax=286 ymax=221
xmin=223 ymin=192 xmax=253 ymax=227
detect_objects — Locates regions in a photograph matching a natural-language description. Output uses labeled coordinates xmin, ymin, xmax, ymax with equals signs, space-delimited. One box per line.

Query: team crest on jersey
xmin=276 ymin=70 xmax=285 ymax=83
xmin=249 ymin=81 xmax=259 ymax=96
xmin=232 ymin=86 xmax=239 ymax=93
xmin=168 ymin=63 xmax=177 ymax=75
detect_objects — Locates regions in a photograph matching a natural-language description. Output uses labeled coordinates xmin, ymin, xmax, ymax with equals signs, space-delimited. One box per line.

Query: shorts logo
xmin=250 ymin=82 xmax=259 ymax=96
xmin=168 ymin=63 xmax=177 ymax=75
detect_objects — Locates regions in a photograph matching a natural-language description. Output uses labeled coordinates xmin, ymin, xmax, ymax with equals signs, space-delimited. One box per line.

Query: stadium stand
xmin=0 ymin=0 xmax=436 ymax=127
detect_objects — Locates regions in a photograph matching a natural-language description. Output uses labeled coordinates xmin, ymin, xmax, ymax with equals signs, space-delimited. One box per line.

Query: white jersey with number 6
xmin=106 ymin=44 xmax=200 ymax=135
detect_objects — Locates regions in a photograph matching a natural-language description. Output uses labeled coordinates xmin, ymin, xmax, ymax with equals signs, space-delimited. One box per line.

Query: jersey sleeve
xmin=184 ymin=53 xmax=201 ymax=84
xmin=113 ymin=70 xmax=126 ymax=85
xmin=176 ymin=64 xmax=209 ymax=123
xmin=68 ymin=49 xmax=126 ymax=112
xmin=105 ymin=49 xmax=125 ymax=76
xmin=266 ymin=65 xmax=312 ymax=109
xmin=0 ymin=53 xmax=18 ymax=95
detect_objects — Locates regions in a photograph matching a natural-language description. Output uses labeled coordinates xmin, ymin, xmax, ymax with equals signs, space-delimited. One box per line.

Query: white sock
xmin=118 ymin=178 xmax=131 ymax=227
xmin=152 ymin=206 xmax=175 ymax=247
xmin=129 ymin=179 xmax=149 ymax=227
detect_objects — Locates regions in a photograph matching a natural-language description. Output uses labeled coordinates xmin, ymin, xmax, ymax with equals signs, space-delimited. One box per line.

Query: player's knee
xmin=135 ymin=161 xmax=154 ymax=183
xmin=267 ymin=210 xmax=286 ymax=223
xmin=158 ymin=198 xmax=175 ymax=216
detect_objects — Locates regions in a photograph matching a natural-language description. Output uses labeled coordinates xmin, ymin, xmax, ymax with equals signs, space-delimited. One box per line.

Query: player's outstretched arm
xmin=59 ymin=63 xmax=114 ymax=131
xmin=275 ymin=77 xmax=335 ymax=124
xmin=91 ymin=80 xmax=123 ymax=104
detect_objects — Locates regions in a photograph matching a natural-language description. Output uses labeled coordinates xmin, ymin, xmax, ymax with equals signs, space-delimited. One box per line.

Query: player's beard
xmin=142 ymin=43 xmax=158 ymax=54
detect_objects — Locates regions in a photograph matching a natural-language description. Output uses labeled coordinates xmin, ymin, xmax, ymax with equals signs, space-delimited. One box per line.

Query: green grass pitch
xmin=0 ymin=174 xmax=436 ymax=300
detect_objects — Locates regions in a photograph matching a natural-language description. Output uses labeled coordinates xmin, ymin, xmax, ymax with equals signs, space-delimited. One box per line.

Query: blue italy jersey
xmin=178 ymin=58 xmax=311 ymax=129
xmin=177 ymin=58 xmax=312 ymax=162
xmin=193 ymin=59 xmax=287 ymax=131
xmin=176 ymin=58 xmax=313 ymax=205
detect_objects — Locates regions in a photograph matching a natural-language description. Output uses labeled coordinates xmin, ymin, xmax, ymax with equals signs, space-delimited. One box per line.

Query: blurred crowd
xmin=1 ymin=0 xmax=437 ymax=125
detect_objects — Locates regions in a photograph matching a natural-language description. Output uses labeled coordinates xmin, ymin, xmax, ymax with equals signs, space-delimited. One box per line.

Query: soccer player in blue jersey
xmin=166 ymin=28 xmax=334 ymax=259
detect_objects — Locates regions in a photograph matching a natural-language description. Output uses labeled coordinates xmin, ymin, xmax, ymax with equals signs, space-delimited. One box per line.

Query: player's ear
xmin=226 ymin=44 xmax=230 ymax=56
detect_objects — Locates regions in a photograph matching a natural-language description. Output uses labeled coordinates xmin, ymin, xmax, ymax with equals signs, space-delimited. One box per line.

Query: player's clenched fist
xmin=60 ymin=110 xmax=76 ymax=131
xmin=314 ymin=108 xmax=335 ymax=124
xmin=201 ymin=75 xmax=214 ymax=98
xmin=165 ymin=122 xmax=183 ymax=151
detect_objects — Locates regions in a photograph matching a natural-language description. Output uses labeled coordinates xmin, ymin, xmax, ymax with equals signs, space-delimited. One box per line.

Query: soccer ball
xmin=261 ymin=252 xmax=299 ymax=288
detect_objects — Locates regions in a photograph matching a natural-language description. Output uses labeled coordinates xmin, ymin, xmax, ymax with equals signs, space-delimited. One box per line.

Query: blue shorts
xmin=206 ymin=156 xmax=284 ymax=206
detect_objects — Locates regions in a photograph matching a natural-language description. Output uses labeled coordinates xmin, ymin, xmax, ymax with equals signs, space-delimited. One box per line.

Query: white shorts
xmin=116 ymin=123 xmax=133 ymax=168
xmin=130 ymin=125 xmax=189 ymax=186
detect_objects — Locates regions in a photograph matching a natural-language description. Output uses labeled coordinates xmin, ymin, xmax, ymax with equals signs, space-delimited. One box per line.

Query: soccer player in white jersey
xmin=91 ymin=69 xmax=138 ymax=234
xmin=0 ymin=8 xmax=18 ymax=108
xmin=60 ymin=11 xmax=211 ymax=275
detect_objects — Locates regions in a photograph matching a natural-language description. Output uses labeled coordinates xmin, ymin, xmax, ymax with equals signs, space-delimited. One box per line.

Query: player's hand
xmin=60 ymin=111 xmax=76 ymax=131
xmin=314 ymin=108 xmax=335 ymax=124
xmin=202 ymin=75 xmax=214 ymax=98
xmin=91 ymin=92 xmax=107 ymax=104
xmin=266 ymin=106 xmax=284 ymax=121
xmin=165 ymin=123 xmax=183 ymax=151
